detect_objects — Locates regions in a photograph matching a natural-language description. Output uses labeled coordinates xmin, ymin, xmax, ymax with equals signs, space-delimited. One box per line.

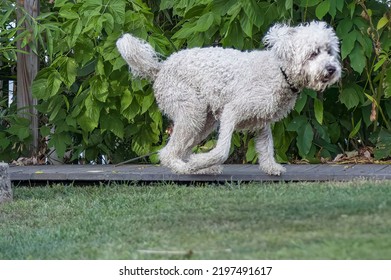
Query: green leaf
xmin=232 ymin=133 xmax=241 ymax=147
xmin=314 ymin=98 xmax=323 ymax=125
xmin=315 ymin=0 xmax=330 ymax=20
xmin=141 ymin=93 xmax=156 ymax=114
xmin=336 ymin=19 xmax=353 ymax=37
xmin=6 ymin=124 xmax=30 ymax=141
xmin=101 ymin=113 xmax=124 ymax=138
xmin=303 ymin=88 xmax=317 ymax=98
xmin=108 ymin=0 xmax=126 ymax=25
xmin=0 ymin=8 xmax=13 ymax=26
xmin=239 ymin=12 xmax=253 ymax=38
xmin=32 ymin=78 xmax=49 ymax=100
xmin=299 ymin=0 xmax=320 ymax=7
xmin=122 ymin=98 xmax=140 ymax=121
xmin=62 ymin=58 xmax=77 ymax=87
xmin=59 ymin=10 xmax=79 ymax=20
xmin=77 ymin=112 xmax=99 ymax=132
xmin=374 ymin=129 xmax=391 ymax=159
xmin=328 ymin=0 xmax=336 ymax=18
xmin=336 ymin=0 xmax=344 ymax=12
xmin=172 ymin=21 xmax=197 ymax=39
xmin=95 ymin=59 xmax=105 ymax=75
xmin=328 ymin=122 xmax=340 ymax=143
xmin=222 ymin=20 xmax=243 ymax=49
xmin=48 ymin=71 xmax=63 ymax=97
xmin=112 ymin=56 xmax=127 ymax=71
xmin=212 ymin=0 xmax=238 ymax=16
xmin=49 ymin=99 xmax=64 ymax=122
xmin=49 ymin=133 xmax=72 ymax=158
xmin=139 ymin=123 xmax=160 ymax=144
xmin=349 ymin=119 xmax=362 ymax=139
xmin=245 ymin=138 xmax=257 ymax=163
xmin=74 ymin=39 xmax=95 ymax=67
xmin=78 ymin=59 xmax=96 ymax=76
xmin=285 ymin=0 xmax=293 ymax=10
xmin=286 ymin=116 xmax=308 ymax=132
xmin=297 ymin=123 xmax=314 ymax=157
xmin=241 ymin=0 xmax=263 ymax=28
xmin=84 ymin=0 xmax=103 ymax=9
xmin=348 ymin=2 xmax=355 ymax=18
xmin=102 ymin=13 xmax=114 ymax=33
xmin=40 ymin=126 xmax=51 ymax=137
xmin=341 ymin=31 xmax=356 ymax=59
xmin=374 ymin=55 xmax=387 ymax=72
xmin=294 ymin=92 xmax=308 ymax=113
xmin=90 ymin=76 xmax=109 ymax=102
xmin=227 ymin=2 xmax=241 ymax=18
xmin=377 ymin=16 xmax=389 ymax=30
xmin=355 ymin=30 xmax=373 ymax=58
xmin=0 ymin=135 xmax=11 ymax=150
xmin=120 ymin=89 xmax=133 ymax=113
xmin=349 ymin=46 xmax=366 ymax=74
xmin=84 ymin=94 xmax=102 ymax=120
xmin=384 ymin=67 xmax=391 ymax=98
xmin=312 ymin=120 xmax=330 ymax=142
xmin=83 ymin=15 xmax=99 ymax=33
xmin=160 ymin=0 xmax=174 ymax=10
xmin=195 ymin=12 xmax=214 ymax=32
xmin=69 ymin=19 xmax=83 ymax=47
xmin=339 ymin=87 xmax=360 ymax=109
xmin=273 ymin=121 xmax=291 ymax=163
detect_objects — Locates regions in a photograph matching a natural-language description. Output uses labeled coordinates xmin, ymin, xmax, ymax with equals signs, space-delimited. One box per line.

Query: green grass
xmin=1 ymin=181 xmax=391 ymax=260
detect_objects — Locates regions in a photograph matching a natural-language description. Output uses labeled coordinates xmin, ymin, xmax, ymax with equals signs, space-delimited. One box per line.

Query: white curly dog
xmin=117 ymin=21 xmax=341 ymax=175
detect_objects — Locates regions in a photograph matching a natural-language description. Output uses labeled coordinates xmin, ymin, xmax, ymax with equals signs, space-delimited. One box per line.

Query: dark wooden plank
xmin=8 ymin=164 xmax=391 ymax=183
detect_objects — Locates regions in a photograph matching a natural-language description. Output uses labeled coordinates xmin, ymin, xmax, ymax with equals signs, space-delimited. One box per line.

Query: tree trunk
xmin=16 ymin=0 xmax=39 ymax=156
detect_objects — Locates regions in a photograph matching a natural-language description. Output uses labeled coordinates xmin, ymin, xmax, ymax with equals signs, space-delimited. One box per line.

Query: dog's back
xmin=154 ymin=47 xmax=280 ymax=114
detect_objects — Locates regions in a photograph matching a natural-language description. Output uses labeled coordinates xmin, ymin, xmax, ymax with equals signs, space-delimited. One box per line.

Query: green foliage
xmin=2 ymin=0 xmax=391 ymax=163
xmin=0 ymin=98 xmax=32 ymax=161
xmin=29 ymin=0 xmax=173 ymax=163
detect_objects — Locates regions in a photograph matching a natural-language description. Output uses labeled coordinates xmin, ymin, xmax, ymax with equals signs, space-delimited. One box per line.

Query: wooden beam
xmin=16 ymin=0 xmax=39 ymax=156
xmin=0 ymin=163 xmax=12 ymax=203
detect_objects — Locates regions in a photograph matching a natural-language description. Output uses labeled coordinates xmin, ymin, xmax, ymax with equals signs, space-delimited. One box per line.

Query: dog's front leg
xmin=256 ymin=124 xmax=286 ymax=176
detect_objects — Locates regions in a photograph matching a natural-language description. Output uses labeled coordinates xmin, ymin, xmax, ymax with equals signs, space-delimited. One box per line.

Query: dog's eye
xmin=310 ymin=49 xmax=320 ymax=59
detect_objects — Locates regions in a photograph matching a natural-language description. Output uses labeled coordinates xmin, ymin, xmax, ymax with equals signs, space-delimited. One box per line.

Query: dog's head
xmin=263 ymin=21 xmax=341 ymax=92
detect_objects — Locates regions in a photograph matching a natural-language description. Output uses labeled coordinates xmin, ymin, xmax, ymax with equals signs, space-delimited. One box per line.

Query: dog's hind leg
xmin=159 ymin=123 xmax=196 ymax=173
xmin=184 ymin=113 xmax=223 ymax=174
xmin=159 ymin=107 xmax=212 ymax=174
xmin=256 ymin=124 xmax=286 ymax=175
xmin=186 ymin=107 xmax=236 ymax=173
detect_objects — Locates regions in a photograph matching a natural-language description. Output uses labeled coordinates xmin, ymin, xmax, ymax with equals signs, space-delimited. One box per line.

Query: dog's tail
xmin=116 ymin=34 xmax=161 ymax=81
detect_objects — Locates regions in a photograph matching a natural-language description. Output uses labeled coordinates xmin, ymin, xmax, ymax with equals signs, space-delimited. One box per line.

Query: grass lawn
xmin=1 ymin=180 xmax=391 ymax=260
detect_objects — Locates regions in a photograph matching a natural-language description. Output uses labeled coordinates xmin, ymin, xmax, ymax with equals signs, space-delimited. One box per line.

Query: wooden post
xmin=16 ymin=0 xmax=39 ymax=156
xmin=0 ymin=163 xmax=12 ymax=203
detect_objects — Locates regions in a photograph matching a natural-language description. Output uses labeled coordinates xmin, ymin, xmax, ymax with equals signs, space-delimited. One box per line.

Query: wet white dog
xmin=117 ymin=21 xmax=341 ymax=175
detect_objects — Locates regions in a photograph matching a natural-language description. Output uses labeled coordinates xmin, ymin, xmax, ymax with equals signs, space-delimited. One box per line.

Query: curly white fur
xmin=116 ymin=21 xmax=341 ymax=175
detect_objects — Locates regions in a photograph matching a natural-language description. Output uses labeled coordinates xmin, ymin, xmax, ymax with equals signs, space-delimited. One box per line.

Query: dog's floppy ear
xmin=263 ymin=24 xmax=296 ymax=60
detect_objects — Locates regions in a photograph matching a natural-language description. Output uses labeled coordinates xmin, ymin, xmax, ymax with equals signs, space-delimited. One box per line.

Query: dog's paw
xmin=260 ymin=163 xmax=286 ymax=176
xmin=164 ymin=159 xmax=192 ymax=174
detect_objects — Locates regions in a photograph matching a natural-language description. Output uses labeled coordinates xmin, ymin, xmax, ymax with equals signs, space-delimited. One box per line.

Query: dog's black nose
xmin=326 ymin=65 xmax=336 ymax=76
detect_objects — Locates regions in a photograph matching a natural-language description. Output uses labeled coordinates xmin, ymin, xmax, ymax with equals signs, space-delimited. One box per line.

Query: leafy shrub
xmin=2 ymin=0 xmax=391 ymax=163
xmin=31 ymin=0 xmax=173 ymax=163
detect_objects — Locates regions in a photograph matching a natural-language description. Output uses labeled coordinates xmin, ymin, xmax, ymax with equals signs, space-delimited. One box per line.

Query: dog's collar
xmin=280 ymin=67 xmax=299 ymax=94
